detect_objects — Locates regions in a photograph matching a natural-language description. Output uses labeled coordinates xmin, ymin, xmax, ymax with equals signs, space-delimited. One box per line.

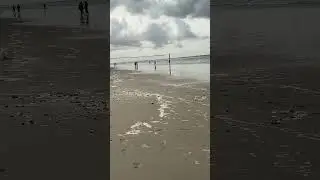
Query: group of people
xmin=133 ymin=61 xmax=158 ymax=71
xmin=78 ymin=1 xmax=89 ymax=24
xmin=11 ymin=4 xmax=21 ymax=18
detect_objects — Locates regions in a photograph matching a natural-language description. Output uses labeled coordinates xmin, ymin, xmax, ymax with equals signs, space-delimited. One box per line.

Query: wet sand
xmin=211 ymin=7 xmax=320 ymax=180
xmin=213 ymin=58 xmax=320 ymax=179
xmin=110 ymin=69 xmax=210 ymax=179
xmin=0 ymin=18 xmax=109 ymax=179
xmin=212 ymin=6 xmax=320 ymax=179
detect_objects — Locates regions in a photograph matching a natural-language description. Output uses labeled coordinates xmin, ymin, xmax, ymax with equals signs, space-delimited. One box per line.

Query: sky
xmin=110 ymin=0 xmax=210 ymax=59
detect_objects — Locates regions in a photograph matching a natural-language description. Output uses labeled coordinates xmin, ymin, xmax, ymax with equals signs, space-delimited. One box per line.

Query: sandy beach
xmin=212 ymin=6 xmax=320 ymax=179
xmin=0 ymin=18 xmax=109 ymax=179
xmin=110 ymin=69 xmax=210 ymax=179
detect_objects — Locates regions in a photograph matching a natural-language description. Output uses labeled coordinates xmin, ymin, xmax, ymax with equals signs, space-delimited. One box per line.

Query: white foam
xmin=124 ymin=121 xmax=153 ymax=136
xmin=125 ymin=129 xmax=141 ymax=135
xmin=156 ymin=95 xmax=170 ymax=118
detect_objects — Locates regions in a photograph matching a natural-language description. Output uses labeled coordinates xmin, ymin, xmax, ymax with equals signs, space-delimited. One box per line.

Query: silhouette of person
xmin=17 ymin=4 xmax=20 ymax=13
xmin=16 ymin=4 xmax=21 ymax=19
xmin=84 ymin=1 xmax=89 ymax=14
xmin=43 ymin=3 xmax=47 ymax=16
xmin=12 ymin=5 xmax=16 ymax=17
xmin=78 ymin=1 xmax=84 ymax=17
xmin=154 ymin=60 xmax=157 ymax=70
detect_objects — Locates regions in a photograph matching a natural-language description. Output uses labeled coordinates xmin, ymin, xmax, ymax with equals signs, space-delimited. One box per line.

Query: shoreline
xmin=112 ymin=67 xmax=210 ymax=84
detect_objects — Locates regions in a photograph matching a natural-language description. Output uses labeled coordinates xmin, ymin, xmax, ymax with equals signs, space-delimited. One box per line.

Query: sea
xmin=0 ymin=0 xmax=210 ymax=82
xmin=112 ymin=55 xmax=210 ymax=82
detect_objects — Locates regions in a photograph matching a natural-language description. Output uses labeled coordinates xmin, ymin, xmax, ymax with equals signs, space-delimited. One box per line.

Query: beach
xmin=110 ymin=69 xmax=210 ymax=179
xmin=0 ymin=18 xmax=109 ymax=179
xmin=212 ymin=6 xmax=320 ymax=179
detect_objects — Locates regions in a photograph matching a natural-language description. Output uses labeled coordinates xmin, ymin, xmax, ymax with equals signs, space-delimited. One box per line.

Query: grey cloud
xmin=174 ymin=18 xmax=196 ymax=39
xmin=142 ymin=19 xmax=197 ymax=48
xmin=143 ymin=23 xmax=170 ymax=48
xmin=110 ymin=18 xmax=142 ymax=47
xmin=110 ymin=17 xmax=199 ymax=50
xmin=164 ymin=0 xmax=210 ymax=18
xmin=111 ymin=0 xmax=210 ymax=19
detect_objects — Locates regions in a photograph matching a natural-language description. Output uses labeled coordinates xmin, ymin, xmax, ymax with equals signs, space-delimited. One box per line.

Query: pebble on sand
xmin=132 ymin=162 xmax=141 ymax=168
xmin=11 ymin=95 xmax=19 ymax=99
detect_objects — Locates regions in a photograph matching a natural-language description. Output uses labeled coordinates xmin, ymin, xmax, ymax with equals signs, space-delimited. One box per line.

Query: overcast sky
xmin=110 ymin=0 xmax=210 ymax=59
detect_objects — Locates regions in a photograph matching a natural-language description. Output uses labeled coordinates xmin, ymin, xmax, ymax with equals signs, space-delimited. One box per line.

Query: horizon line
xmin=110 ymin=53 xmax=210 ymax=60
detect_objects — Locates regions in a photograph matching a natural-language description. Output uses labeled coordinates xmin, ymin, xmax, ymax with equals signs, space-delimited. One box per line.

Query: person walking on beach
xmin=16 ymin=4 xmax=21 ymax=19
xmin=84 ymin=1 xmax=89 ymax=14
xmin=12 ymin=5 xmax=16 ymax=17
xmin=154 ymin=60 xmax=157 ymax=70
xmin=17 ymin=4 xmax=20 ymax=13
xmin=43 ymin=3 xmax=47 ymax=16
xmin=78 ymin=1 xmax=84 ymax=24
xmin=78 ymin=1 xmax=84 ymax=17
xmin=83 ymin=1 xmax=89 ymax=24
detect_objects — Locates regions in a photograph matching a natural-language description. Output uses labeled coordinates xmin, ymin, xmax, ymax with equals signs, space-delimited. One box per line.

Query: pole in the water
xmin=168 ymin=53 xmax=171 ymax=75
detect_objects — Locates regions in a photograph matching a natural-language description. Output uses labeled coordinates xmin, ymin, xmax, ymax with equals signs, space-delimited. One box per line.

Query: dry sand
xmin=212 ymin=6 xmax=320 ymax=180
xmin=0 ymin=18 xmax=109 ymax=179
xmin=110 ymin=69 xmax=210 ymax=180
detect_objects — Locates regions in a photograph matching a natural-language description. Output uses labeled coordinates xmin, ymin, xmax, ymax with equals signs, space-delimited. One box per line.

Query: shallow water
xmin=115 ymin=62 xmax=210 ymax=82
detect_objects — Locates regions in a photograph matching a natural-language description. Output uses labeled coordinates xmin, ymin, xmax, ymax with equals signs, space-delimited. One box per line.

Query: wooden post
xmin=168 ymin=53 xmax=171 ymax=75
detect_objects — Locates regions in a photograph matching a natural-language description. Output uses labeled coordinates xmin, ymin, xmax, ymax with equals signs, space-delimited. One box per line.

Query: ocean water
xmin=113 ymin=55 xmax=210 ymax=82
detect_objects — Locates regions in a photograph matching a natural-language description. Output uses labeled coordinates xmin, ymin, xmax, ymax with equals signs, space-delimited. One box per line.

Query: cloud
xmin=110 ymin=15 xmax=199 ymax=49
xmin=110 ymin=18 xmax=142 ymax=47
xmin=110 ymin=0 xmax=210 ymax=19
xmin=143 ymin=23 xmax=171 ymax=48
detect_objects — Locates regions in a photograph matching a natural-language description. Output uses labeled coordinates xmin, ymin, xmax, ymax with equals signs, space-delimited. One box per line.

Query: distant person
xmin=78 ymin=1 xmax=84 ymax=17
xmin=16 ymin=4 xmax=21 ymax=19
xmin=114 ymin=63 xmax=117 ymax=68
xmin=84 ymin=0 xmax=89 ymax=14
xmin=12 ymin=5 xmax=16 ymax=17
xmin=154 ymin=60 xmax=157 ymax=70
xmin=12 ymin=4 xmax=16 ymax=11
xmin=17 ymin=4 xmax=20 ymax=13
xmin=43 ymin=3 xmax=47 ymax=16
xmin=134 ymin=62 xmax=136 ymax=70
